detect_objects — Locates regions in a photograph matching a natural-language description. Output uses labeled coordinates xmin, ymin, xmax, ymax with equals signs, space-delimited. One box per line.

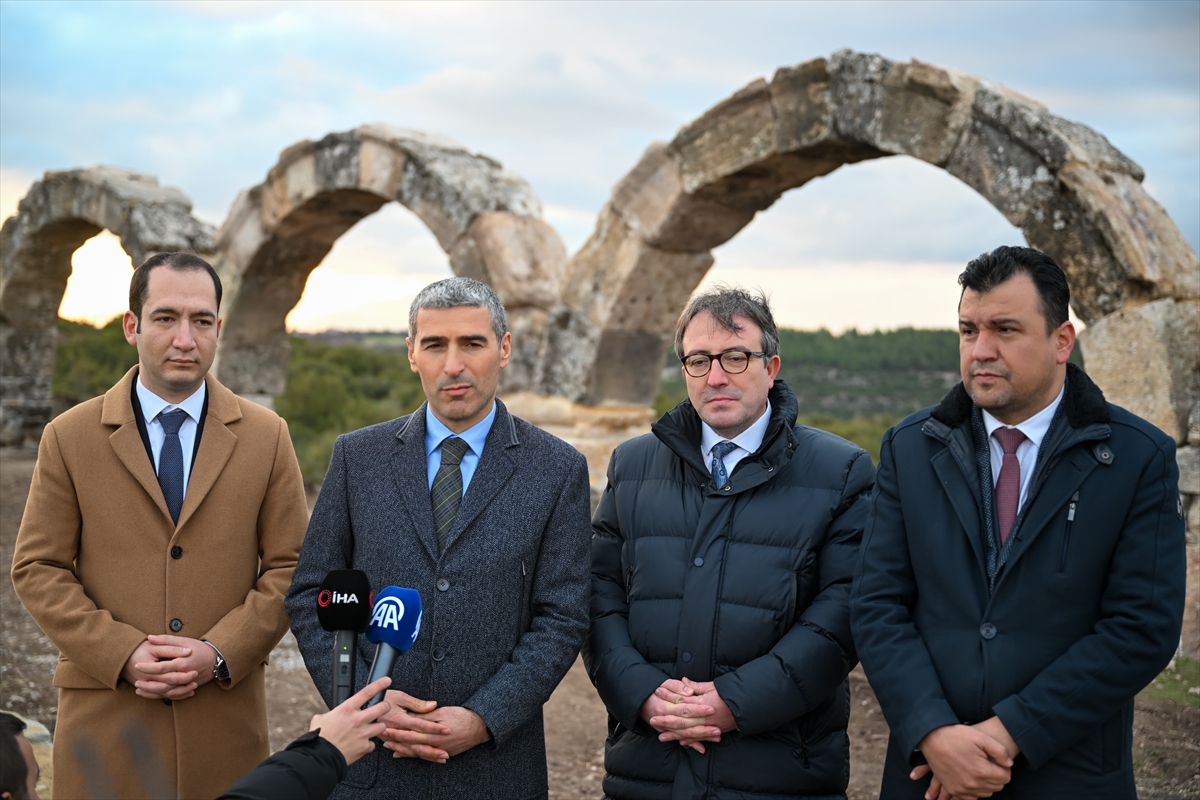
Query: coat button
xmin=723 ymin=485 xmax=731 ymax=492
xmin=681 ymin=652 xmax=692 ymax=663
xmin=980 ymin=623 xmax=997 ymax=640
xmin=162 ymin=699 xmax=172 ymax=706
xmin=432 ymin=648 xmax=445 ymax=662
xmin=693 ymin=557 xmax=704 ymax=567
xmin=436 ymin=578 xmax=450 ymax=592
xmin=170 ymin=546 xmax=183 ymax=559
xmin=169 ymin=618 xmax=183 ymax=632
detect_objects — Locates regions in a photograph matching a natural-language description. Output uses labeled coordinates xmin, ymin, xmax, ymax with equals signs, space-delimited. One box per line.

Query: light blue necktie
xmin=157 ymin=409 xmax=187 ymax=525
xmin=710 ymin=441 xmax=738 ymax=490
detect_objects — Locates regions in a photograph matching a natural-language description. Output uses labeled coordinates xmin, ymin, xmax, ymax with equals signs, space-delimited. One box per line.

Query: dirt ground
xmin=2 ymin=447 xmax=1197 ymax=799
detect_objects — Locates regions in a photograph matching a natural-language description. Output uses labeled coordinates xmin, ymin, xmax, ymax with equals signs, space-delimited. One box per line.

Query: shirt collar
xmin=136 ymin=376 xmax=206 ymax=424
xmin=701 ymin=400 xmax=773 ymax=461
xmin=982 ymin=382 xmax=1065 ymax=448
xmin=424 ymin=401 xmax=497 ymax=459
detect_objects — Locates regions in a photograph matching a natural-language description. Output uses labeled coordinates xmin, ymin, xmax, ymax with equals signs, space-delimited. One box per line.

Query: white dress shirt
xmin=982 ymin=383 xmax=1065 ymax=513
xmin=136 ymin=378 xmax=206 ymax=498
xmin=700 ymin=401 xmax=773 ymax=481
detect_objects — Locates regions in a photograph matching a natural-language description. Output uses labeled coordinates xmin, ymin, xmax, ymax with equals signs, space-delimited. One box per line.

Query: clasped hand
xmin=639 ymin=676 xmax=737 ymax=754
xmin=121 ymin=634 xmax=217 ymax=701
xmin=911 ymin=718 xmax=1020 ymax=800
xmin=378 ymin=689 xmax=489 ymax=764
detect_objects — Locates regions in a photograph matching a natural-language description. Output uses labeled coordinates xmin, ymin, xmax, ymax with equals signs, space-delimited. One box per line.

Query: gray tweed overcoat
xmin=286 ymin=399 xmax=591 ymax=800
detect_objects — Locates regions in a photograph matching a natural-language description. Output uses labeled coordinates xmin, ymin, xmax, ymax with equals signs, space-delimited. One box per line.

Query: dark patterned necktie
xmin=993 ymin=427 xmax=1027 ymax=544
xmin=432 ymin=437 xmax=470 ymax=553
xmin=157 ymin=409 xmax=188 ymax=525
xmin=710 ymin=440 xmax=738 ymax=490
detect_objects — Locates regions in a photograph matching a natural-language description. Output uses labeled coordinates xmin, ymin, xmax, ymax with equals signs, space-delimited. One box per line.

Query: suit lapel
xmin=392 ymin=406 xmax=441 ymax=563
xmin=174 ymin=376 xmax=242 ymax=533
xmin=442 ymin=403 xmax=518 ymax=554
xmin=931 ymin=448 xmax=987 ymax=578
xmin=103 ymin=368 xmax=174 ymax=526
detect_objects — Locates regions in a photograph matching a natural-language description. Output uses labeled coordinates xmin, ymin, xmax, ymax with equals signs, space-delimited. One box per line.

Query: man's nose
xmin=707 ymin=360 xmax=730 ymax=386
xmin=444 ymin=346 xmax=465 ymax=375
xmin=972 ymin=330 xmax=998 ymax=361
xmin=173 ymin=321 xmax=196 ymax=349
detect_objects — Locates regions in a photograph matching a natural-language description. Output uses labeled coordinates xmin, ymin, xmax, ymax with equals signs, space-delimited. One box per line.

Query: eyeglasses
xmin=681 ymin=350 xmax=768 ymax=378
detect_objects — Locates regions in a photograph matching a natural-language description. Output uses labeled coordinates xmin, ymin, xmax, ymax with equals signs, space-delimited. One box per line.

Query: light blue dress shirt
xmin=136 ymin=378 xmax=206 ymax=498
xmin=424 ymin=401 xmax=497 ymax=492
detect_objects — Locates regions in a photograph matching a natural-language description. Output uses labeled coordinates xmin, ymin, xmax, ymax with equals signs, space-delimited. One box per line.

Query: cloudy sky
xmin=2 ymin=0 xmax=1196 ymax=333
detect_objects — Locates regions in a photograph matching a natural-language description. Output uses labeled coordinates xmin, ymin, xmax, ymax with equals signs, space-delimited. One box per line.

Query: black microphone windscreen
xmin=316 ymin=570 xmax=372 ymax=632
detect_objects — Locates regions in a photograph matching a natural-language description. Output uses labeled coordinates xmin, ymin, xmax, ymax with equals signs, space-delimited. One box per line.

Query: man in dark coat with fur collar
xmin=852 ymin=246 xmax=1185 ymax=799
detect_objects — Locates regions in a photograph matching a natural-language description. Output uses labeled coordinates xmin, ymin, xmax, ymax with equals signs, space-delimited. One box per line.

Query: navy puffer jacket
xmin=584 ymin=381 xmax=876 ymax=800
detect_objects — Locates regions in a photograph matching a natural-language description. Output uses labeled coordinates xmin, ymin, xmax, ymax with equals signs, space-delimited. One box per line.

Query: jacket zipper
xmin=1058 ymin=492 xmax=1078 ymax=572
xmin=518 ymin=559 xmax=528 ymax=638
xmin=625 ymin=565 xmax=633 ymax=602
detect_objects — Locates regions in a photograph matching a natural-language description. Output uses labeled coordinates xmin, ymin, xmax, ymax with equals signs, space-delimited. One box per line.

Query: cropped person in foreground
xmin=851 ymin=246 xmax=1185 ymax=799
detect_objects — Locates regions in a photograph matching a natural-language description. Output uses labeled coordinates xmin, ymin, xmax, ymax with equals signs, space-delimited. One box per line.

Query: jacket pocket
xmin=1100 ymin=705 xmax=1126 ymax=773
xmin=1057 ymin=491 xmax=1079 ymax=573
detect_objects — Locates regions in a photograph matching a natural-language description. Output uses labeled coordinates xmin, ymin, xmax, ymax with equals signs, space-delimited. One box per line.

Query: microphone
xmin=363 ymin=586 xmax=423 ymax=707
xmin=315 ymin=570 xmax=372 ymax=707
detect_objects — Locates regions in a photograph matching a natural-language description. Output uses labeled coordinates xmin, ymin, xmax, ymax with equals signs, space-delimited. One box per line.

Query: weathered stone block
xmin=972 ymin=84 xmax=1143 ymax=179
xmin=1184 ymin=542 xmax=1200 ymax=660
xmin=671 ymin=79 xmax=777 ymax=196
xmin=448 ymin=212 xmax=566 ymax=310
xmin=1021 ymin=183 xmax=1129 ymax=324
xmin=878 ymin=60 xmax=978 ymax=166
xmin=262 ymin=148 xmax=315 ymax=232
xmin=1178 ymin=446 xmax=1200 ymax=497
xmin=498 ymin=306 xmax=547 ymax=395
xmin=313 ymin=131 xmax=362 ymax=191
xmin=770 ymin=58 xmax=835 ymax=153
xmin=358 ymin=135 xmax=408 ymax=200
xmin=608 ymin=142 xmax=755 ymax=253
xmin=1058 ymin=165 xmax=1200 ymax=302
xmin=1079 ymin=298 xmax=1200 ymax=442
xmin=828 ymin=49 xmax=892 ymax=146
xmin=945 ymin=112 xmax=1057 ymax=227
xmin=581 ymin=328 xmax=675 ymax=406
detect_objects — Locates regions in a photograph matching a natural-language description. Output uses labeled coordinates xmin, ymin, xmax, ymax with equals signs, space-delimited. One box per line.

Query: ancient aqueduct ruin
xmin=2 ymin=50 xmax=1198 ymax=652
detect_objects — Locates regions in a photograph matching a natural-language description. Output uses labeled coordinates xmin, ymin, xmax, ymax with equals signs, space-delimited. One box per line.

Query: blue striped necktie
xmin=157 ymin=409 xmax=187 ymax=524
xmin=431 ymin=437 xmax=470 ymax=553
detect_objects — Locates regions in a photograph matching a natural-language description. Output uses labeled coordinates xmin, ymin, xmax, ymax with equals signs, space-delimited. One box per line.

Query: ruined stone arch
xmin=211 ymin=124 xmax=568 ymax=403
xmin=0 ymin=167 xmax=217 ymax=445
xmin=538 ymin=48 xmax=1199 ymax=442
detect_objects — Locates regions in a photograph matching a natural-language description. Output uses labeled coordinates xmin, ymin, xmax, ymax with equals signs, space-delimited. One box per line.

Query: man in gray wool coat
xmin=286 ymin=278 xmax=592 ymax=800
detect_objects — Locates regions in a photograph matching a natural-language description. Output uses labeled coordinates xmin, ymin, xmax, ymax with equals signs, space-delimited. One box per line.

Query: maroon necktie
xmin=993 ymin=427 xmax=1027 ymax=544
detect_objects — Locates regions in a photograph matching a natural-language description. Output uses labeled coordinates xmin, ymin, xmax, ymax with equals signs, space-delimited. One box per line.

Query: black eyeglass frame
xmin=680 ymin=349 xmax=769 ymax=378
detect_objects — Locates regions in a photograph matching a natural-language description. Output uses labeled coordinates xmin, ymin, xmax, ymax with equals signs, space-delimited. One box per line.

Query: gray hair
xmin=408 ymin=277 xmax=507 ymax=343
xmin=674 ymin=284 xmax=780 ymax=359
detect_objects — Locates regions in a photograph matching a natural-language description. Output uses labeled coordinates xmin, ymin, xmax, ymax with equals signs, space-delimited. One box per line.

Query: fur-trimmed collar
xmin=930 ymin=363 xmax=1109 ymax=429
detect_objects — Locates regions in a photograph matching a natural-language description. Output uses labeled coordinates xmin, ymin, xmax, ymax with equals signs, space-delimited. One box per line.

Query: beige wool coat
xmin=11 ymin=367 xmax=308 ymax=799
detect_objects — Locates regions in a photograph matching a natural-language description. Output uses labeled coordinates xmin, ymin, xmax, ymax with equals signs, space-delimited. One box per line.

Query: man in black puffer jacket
xmin=584 ymin=287 xmax=876 ymax=800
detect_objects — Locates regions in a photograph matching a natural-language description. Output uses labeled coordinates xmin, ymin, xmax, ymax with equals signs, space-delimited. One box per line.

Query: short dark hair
xmin=674 ymin=285 xmax=780 ymax=359
xmin=0 ymin=712 xmax=29 ymax=800
xmin=129 ymin=252 xmax=223 ymax=327
xmin=958 ymin=246 xmax=1070 ymax=334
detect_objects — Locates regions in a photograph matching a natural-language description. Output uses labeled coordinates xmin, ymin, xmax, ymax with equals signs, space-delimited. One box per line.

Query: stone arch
xmin=0 ymin=167 xmax=217 ymax=445
xmin=211 ymin=124 xmax=567 ymax=403
xmin=538 ymin=49 xmax=1199 ymax=427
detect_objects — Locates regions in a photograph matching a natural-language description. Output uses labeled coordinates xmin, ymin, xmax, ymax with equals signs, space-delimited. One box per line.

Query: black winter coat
xmin=219 ymin=731 xmax=345 ymax=800
xmin=584 ymin=382 xmax=876 ymax=800
xmin=851 ymin=366 xmax=1186 ymax=799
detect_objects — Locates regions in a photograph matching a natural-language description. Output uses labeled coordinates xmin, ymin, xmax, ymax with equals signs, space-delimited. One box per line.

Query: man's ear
xmin=1054 ymin=320 xmax=1076 ymax=366
xmin=498 ymin=332 xmax=512 ymax=369
xmin=406 ymin=337 xmax=418 ymax=374
xmin=123 ymin=310 xmax=139 ymax=346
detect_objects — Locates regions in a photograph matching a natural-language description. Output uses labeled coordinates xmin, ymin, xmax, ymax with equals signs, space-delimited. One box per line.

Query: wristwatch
xmin=207 ymin=642 xmax=230 ymax=682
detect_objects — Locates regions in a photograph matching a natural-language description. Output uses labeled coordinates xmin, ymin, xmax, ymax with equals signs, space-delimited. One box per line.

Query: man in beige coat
xmin=11 ymin=252 xmax=308 ymax=799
